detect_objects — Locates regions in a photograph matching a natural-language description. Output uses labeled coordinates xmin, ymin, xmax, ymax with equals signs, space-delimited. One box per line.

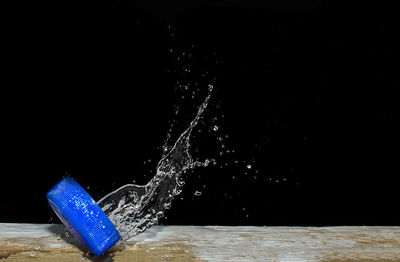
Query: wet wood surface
xmin=1 ymin=223 xmax=400 ymax=261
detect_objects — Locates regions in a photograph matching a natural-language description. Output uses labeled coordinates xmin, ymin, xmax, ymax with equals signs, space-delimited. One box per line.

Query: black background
xmin=1 ymin=0 xmax=398 ymax=226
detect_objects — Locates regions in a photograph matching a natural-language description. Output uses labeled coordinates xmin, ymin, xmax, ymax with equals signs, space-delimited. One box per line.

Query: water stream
xmin=97 ymin=85 xmax=213 ymax=241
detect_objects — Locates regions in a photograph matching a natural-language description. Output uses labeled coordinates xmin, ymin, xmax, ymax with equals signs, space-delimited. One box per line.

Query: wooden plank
xmin=0 ymin=223 xmax=399 ymax=261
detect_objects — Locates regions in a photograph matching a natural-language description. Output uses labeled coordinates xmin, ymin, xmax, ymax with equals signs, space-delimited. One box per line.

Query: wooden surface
xmin=0 ymin=223 xmax=400 ymax=261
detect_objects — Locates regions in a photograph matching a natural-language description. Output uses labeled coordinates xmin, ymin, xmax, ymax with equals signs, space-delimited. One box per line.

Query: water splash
xmin=97 ymin=85 xmax=214 ymax=241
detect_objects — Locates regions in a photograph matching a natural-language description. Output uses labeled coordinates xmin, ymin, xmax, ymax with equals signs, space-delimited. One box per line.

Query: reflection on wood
xmin=1 ymin=224 xmax=400 ymax=261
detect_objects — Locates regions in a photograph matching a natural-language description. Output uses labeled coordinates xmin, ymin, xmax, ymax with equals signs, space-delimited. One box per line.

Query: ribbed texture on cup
xmin=47 ymin=177 xmax=121 ymax=256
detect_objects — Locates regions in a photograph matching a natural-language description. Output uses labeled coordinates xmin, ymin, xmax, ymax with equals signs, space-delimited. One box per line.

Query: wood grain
xmin=1 ymin=224 xmax=399 ymax=261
